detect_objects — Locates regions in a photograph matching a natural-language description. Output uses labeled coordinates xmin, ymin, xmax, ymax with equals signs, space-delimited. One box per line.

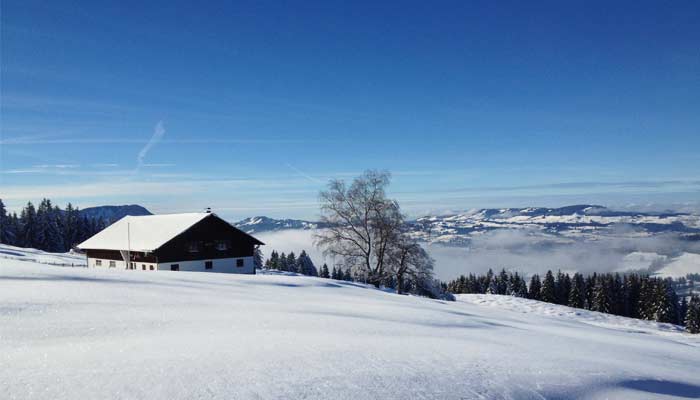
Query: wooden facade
xmin=155 ymin=214 xmax=262 ymax=263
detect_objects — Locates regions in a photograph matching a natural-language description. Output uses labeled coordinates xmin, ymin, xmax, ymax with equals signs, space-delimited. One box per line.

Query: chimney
xmin=205 ymin=207 xmax=211 ymax=214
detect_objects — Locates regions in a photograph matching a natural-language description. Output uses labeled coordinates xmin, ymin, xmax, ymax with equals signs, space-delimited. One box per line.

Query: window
xmin=205 ymin=261 xmax=213 ymax=270
xmin=187 ymin=241 xmax=200 ymax=253
xmin=236 ymin=259 xmax=244 ymax=267
xmin=149 ymin=265 xmax=154 ymax=271
xmin=216 ymin=240 xmax=230 ymax=251
xmin=142 ymin=265 xmax=146 ymax=270
xmin=95 ymin=259 xmax=102 ymax=266
xmin=130 ymin=262 xmax=136 ymax=270
xmin=171 ymin=264 xmax=179 ymax=271
xmin=109 ymin=260 xmax=116 ymax=268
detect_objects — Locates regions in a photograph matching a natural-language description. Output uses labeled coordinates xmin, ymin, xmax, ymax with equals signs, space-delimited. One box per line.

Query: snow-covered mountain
xmin=233 ymin=205 xmax=700 ymax=245
xmin=80 ymin=204 xmax=152 ymax=223
xmin=2 ymin=254 xmax=699 ymax=399
xmin=235 ymin=205 xmax=700 ymax=280
xmin=409 ymin=204 xmax=700 ymax=245
xmin=234 ymin=216 xmax=319 ymax=233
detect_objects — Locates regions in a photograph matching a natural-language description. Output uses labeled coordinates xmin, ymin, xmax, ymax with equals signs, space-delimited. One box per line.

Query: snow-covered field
xmin=655 ymin=253 xmax=700 ymax=278
xmin=1 ymin=253 xmax=699 ymax=399
xmin=0 ymin=244 xmax=85 ymax=266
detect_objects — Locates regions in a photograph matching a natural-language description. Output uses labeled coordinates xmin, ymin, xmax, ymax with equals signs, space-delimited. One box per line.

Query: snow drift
xmin=1 ymin=253 xmax=699 ymax=399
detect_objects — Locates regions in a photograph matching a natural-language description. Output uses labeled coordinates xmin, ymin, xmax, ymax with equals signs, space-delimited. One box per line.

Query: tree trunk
xmin=396 ymin=273 xmax=404 ymax=295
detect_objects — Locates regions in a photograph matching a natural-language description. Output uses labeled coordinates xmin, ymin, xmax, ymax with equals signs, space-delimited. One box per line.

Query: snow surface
xmin=77 ymin=213 xmax=211 ymax=251
xmin=0 ymin=244 xmax=85 ymax=266
xmin=2 ymin=257 xmax=700 ymax=399
xmin=655 ymin=253 xmax=700 ymax=278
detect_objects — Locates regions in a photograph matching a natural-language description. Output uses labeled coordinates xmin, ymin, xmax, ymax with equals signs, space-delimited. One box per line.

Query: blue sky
xmin=2 ymin=0 xmax=699 ymax=219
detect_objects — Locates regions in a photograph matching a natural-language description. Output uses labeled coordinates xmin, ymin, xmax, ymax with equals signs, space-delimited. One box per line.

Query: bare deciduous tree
xmin=388 ymin=235 xmax=434 ymax=295
xmin=315 ymin=170 xmax=403 ymax=287
xmin=316 ymin=170 xmax=444 ymax=298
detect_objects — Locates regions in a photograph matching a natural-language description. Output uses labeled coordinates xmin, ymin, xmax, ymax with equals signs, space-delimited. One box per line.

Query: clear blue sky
xmin=2 ymin=0 xmax=699 ymax=219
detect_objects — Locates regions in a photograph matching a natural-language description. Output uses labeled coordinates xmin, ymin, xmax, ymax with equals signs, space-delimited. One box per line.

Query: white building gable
xmin=77 ymin=213 xmax=210 ymax=252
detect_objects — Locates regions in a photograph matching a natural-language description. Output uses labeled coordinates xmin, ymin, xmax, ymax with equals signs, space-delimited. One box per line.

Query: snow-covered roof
xmin=77 ymin=213 xmax=212 ymax=252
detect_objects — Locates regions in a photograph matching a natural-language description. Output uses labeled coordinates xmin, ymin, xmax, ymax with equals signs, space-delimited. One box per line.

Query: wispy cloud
xmin=141 ymin=163 xmax=176 ymax=168
xmin=0 ymin=134 xmax=330 ymax=146
xmin=91 ymin=163 xmax=119 ymax=168
xmin=31 ymin=164 xmax=80 ymax=169
xmin=1 ymin=166 xmax=132 ymax=177
xmin=0 ymin=180 xmax=193 ymax=200
xmin=394 ymin=180 xmax=700 ymax=195
xmin=136 ymin=121 xmax=165 ymax=170
xmin=286 ymin=163 xmax=322 ymax=184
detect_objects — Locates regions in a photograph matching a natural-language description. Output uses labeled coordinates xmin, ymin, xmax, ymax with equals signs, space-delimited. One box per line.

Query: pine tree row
xmin=264 ymin=250 xmax=319 ymax=276
xmin=263 ymin=249 xmax=451 ymax=300
xmin=0 ymin=199 xmax=107 ymax=253
xmin=447 ymin=269 xmax=700 ymax=333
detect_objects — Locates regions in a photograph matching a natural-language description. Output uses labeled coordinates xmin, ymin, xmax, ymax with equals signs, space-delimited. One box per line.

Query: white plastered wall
xmin=157 ymin=257 xmax=255 ymax=274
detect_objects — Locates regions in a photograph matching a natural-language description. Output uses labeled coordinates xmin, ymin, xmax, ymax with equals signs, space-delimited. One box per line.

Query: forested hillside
xmin=0 ymin=199 xmax=107 ymax=252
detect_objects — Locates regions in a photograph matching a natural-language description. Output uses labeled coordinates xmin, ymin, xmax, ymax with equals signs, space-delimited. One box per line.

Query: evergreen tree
xmin=0 ymin=199 xmax=8 ymax=244
xmin=655 ymin=279 xmax=679 ymax=324
xmin=296 ymin=250 xmax=318 ymax=276
xmin=254 ymin=247 xmax=264 ymax=270
xmin=506 ymin=274 xmax=516 ymax=296
xmin=584 ymin=273 xmax=597 ymax=309
xmin=76 ymin=215 xmax=92 ymax=244
xmin=555 ymin=271 xmax=571 ymax=305
xmin=528 ymin=274 xmax=541 ymax=300
xmin=444 ymin=269 xmax=685 ymax=326
xmin=685 ymin=295 xmax=700 ymax=334
xmin=267 ymin=250 xmax=280 ymax=269
xmin=331 ymin=266 xmax=339 ymax=280
xmin=4 ymin=213 xmax=20 ymax=246
xmin=497 ymin=269 xmax=509 ymax=295
xmin=34 ymin=199 xmax=50 ymax=250
xmin=320 ymin=263 xmax=330 ymax=278
xmin=484 ymin=269 xmax=494 ymax=293
xmin=343 ymin=267 xmax=353 ymax=281
xmin=468 ymin=274 xmax=480 ymax=293
xmin=286 ymin=252 xmax=297 ymax=273
xmin=486 ymin=277 xmax=498 ymax=295
xmin=611 ymin=273 xmax=624 ymax=316
xmin=624 ymin=274 xmax=641 ymax=318
xmin=62 ymin=203 xmax=80 ymax=250
xmin=516 ymin=274 xmax=528 ymax=297
xmin=638 ymin=278 xmax=676 ymax=323
xmin=447 ymin=275 xmax=465 ymax=294
xmin=540 ymin=270 xmax=557 ymax=303
xmin=568 ymin=273 xmax=586 ymax=309
xmin=554 ymin=270 xmax=564 ymax=303
xmin=638 ymin=277 xmax=656 ymax=321
xmin=278 ymin=252 xmax=288 ymax=271
xmin=591 ymin=276 xmax=612 ymax=314
xmin=19 ymin=201 xmax=37 ymax=248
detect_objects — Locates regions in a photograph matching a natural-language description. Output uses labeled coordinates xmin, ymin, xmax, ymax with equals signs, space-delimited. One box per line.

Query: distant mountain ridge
xmin=80 ymin=205 xmax=152 ymax=224
xmin=234 ymin=216 xmax=318 ymax=233
xmin=83 ymin=204 xmax=699 ymax=246
xmin=409 ymin=204 xmax=700 ymax=245
xmin=230 ymin=204 xmax=700 ymax=246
